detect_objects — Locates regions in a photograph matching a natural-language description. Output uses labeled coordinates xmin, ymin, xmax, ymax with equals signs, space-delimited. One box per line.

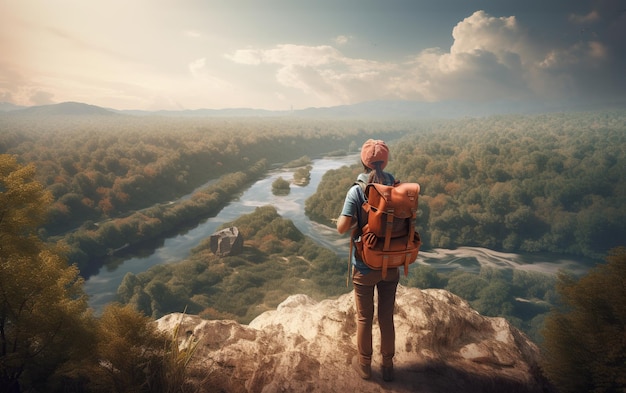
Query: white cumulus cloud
xmin=223 ymin=8 xmax=623 ymax=107
xmin=228 ymin=44 xmax=342 ymax=67
xmin=225 ymin=11 xmax=542 ymax=104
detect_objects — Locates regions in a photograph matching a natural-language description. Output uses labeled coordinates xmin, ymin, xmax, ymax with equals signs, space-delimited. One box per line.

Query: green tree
xmin=272 ymin=176 xmax=290 ymax=195
xmin=85 ymin=303 xmax=196 ymax=393
xmin=406 ymin=265 xmax=447 ymax=289
xmin=542 ymin=247 xmax=626 ymax=393
xmin=445 ymin=272 xmax=486 ymax=301
xmin=0 ymin=155 xmax=95 ymax=392
xmin=293 ymin=165 xmax=312 ymax=186
xmin=474 ymin=279 xmax=514 ymax=317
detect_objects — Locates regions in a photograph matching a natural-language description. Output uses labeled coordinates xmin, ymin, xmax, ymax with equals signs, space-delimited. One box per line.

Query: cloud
xmin=189 ymin=58 xmax=208 ymax=77
xmin=225 ymin=11 xmax=536 ymax=104
xmin=184 ymin=30 xmax=203 ymax=39
xmin=29 ymin=90 xmax=55 ymax=105
xmin=228 ymin=44 xmax=342 ymax=67
xmin=5 ymin=2 xmax=623 ymax=111
xmin=332 ymin=35 xmax=351 ymax=46
xmin=45 ymin=26 xmax=136 ymax=63
xmin=226 ymin=8 xmax=624 ymax=107
xmin=228 ymin=44 xmax=398 ymax=104
xmin=569 ymin=10 xmax=600 ymax=24
xmin=188 ymin=57 xmax=234 ymax=90
xmin=0 ymin=61 xmax=57 ymax=106
xmin=450 ymin=11 xmax=522 ymax=57
xmin=539 ymin=41 xmax=607 ymax=70
xmin=414 ymin=11 xmax=534 ymax=101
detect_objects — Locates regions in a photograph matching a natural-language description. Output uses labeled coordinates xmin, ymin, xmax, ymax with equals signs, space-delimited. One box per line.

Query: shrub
xmin=541 ymin=247 xmax=626 ymax=393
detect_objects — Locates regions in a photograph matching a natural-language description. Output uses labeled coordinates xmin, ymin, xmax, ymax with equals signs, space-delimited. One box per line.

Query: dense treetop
xmin=0 ymin=156 xmax=187 ymax=393
xmin=1 ymin=114 xmax=408 ymax=275
xmin=542 ymin=247 xmax=626 ymax=393
xmin=306 ymin=110 xmax=626 ymax=260
xmin=117 ymin=205 xmax=347 ymax=322
xmin=0 ymin=114 xmax=408 ymax=235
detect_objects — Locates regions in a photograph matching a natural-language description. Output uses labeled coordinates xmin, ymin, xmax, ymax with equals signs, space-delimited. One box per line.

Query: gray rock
xmin=209 ymin=226 xmax=244 ymax=256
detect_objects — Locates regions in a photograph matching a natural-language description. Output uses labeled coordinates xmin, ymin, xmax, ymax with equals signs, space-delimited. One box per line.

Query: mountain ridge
xmin=2 ymin=99 xmax=623 ymax=119
xmin=3 ymin=101 xmax=119 ymax=117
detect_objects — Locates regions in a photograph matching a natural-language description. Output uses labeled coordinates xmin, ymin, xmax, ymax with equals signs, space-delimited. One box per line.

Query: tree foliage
xmin=1 ymin=113 xmax=411 ymax=276
xmin=0 ymin=155 xmax=95 ymax=392
xmin=1 ymin=114 xmax=407 ymax=236
xmin=307 ymin=110 xmax=626 ymax=259
xmin=0 ymin=155 xmax=198 ymax=392
xmin=84 ymin=303 xmax=197 ymax=393
xmin=293 ymin=165 xmax=312 ymax=186
xmin=271 ymin=176 xmax=290 ymax=195
xmin=541 ymin=247 xmax=626 ymax=393
xmin=117 ymin=206 xmax=348 ymax=322
xmin=403 ymin=264 xmax=557 ymax=343
xmin=62 ymin=160 xmax=268 ymax=273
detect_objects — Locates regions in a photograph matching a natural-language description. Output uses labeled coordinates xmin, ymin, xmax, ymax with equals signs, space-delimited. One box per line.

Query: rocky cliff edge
xmin=156 ymin=285 xmax=552 ymax=393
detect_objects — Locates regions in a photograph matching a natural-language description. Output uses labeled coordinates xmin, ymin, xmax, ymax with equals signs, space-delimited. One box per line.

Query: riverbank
xmin=60 ymin=160 xmax=269 ymax=276
xmin=84 ymin=154 xmax=360 ymax=311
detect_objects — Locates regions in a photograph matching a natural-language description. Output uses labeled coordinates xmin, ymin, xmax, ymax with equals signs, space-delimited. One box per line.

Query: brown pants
xmin=353 ymin=267 xmax=400 ymax=368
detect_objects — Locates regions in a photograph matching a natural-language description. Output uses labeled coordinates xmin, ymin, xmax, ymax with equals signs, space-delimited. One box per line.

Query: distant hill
xmin=2 ymin=99 xmax=624 ymax=119
xmin=9 ymin=102 xmax=118 ymax=116
xmin=0 ymin=102 xmax=27 ymax=112
xmin=296 ymin=99 xmax=626 ymax=118
xmin=116 ymin=107 xmax=279 ymax=117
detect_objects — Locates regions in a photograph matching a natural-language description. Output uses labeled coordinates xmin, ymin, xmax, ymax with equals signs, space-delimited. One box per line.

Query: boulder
xmin=156 ymin=286 xmax=553 ymax=393
xmin=209 ymin=226 xmax=243 ymax=257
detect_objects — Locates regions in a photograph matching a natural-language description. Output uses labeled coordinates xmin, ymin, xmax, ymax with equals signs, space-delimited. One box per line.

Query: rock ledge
xmin=156 ymin=286 xmax=552 ymax=393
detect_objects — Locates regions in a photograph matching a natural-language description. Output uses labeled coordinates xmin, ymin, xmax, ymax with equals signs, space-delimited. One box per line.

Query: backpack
xmin=352 ymin=181 xmax=422 ymax=279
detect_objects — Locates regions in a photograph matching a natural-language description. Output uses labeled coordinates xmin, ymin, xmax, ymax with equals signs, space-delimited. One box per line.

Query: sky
xmin=1 ymin=0 xmax=625 ymax=111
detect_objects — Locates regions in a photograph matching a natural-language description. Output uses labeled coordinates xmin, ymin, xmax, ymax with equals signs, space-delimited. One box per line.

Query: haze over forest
xmin=2 ymin=97 xmax=624 ymax=119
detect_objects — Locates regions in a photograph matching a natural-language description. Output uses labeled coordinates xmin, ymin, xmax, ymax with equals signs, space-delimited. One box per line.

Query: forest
xmin=306 ymin=110 xmax=626 ymax=260
xmin=1 ymin=113 xmax=408 ymax=273
xmin=1 ymin=114 xmax=406 ymax=234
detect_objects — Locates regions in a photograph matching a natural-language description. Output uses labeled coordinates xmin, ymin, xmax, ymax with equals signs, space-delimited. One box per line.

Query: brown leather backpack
xmin=354 ymin=182 xmax=422 ymax=278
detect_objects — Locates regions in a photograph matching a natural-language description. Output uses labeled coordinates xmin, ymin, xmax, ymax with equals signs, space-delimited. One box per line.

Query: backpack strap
xmin=355 ymin=179 xmax=366 ymax=193
xmin=347 ymin=236 xmax=353 ymax=287
xmin=346 ymin=179 xmax=366 ymax=287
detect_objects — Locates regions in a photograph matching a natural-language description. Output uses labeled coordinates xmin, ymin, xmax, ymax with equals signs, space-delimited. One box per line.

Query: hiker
xmin=336 ymin=139 xmax=399 ymax=382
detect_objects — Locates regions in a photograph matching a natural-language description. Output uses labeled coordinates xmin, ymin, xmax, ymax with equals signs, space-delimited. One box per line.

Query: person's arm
xmin=337 ymin=184 xmax=359 ymax=234
xmin=336 ymin=215 xmax=355 ymax=234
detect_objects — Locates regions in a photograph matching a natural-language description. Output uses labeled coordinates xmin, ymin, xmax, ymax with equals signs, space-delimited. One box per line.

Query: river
xmin=84 ymin=154 xmax=593 ymax=312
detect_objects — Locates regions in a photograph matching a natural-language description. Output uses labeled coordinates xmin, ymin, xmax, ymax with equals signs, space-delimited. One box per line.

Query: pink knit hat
xmin=360 ymin=139 xmax=389 ymax=169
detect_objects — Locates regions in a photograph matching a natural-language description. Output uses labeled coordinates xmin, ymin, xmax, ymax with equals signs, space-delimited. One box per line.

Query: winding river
xmin=84 ymin=154 xmax=593 ymax=312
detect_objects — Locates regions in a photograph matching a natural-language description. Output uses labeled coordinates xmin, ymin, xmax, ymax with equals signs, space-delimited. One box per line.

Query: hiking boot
xmin=382 ymin=365 xmax=394 ymax=382
xmin=352 ymin=356 xmax=371 ymax=380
